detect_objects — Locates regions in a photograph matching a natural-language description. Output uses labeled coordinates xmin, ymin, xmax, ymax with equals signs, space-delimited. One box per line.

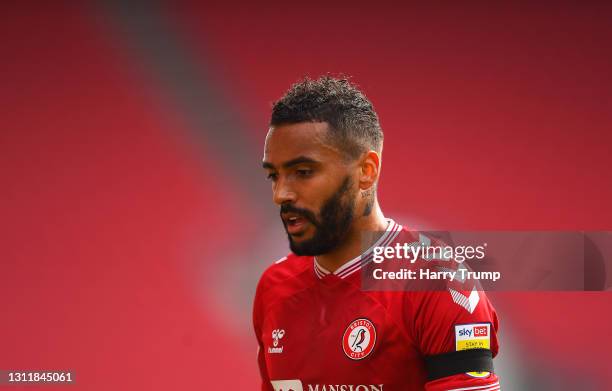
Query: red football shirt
xmin=253 ymin=220 xmax=500 ymax=391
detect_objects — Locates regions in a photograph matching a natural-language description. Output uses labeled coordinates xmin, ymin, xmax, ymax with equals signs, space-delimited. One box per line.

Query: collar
xmin=314 ymin=218 xmax=402 ymax=279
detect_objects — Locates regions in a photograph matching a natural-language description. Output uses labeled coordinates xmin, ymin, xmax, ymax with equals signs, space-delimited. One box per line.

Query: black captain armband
xmin=424 ymin=348 xmax=494 ymax=381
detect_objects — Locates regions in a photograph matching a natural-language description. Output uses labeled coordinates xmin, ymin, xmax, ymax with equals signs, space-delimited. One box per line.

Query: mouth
xmin=282 ymin=213 xmax=310 ymax=236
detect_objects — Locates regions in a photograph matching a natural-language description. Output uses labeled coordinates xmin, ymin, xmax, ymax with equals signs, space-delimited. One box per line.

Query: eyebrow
xmin=262 ymin=156 xmax=320 ymax=170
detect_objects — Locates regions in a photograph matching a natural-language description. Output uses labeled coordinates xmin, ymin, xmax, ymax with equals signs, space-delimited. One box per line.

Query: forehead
xmin=263 ymin=122 xmax=342 ymax=164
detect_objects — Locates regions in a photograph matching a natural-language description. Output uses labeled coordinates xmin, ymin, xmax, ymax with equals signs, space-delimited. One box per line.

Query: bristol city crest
xmin=342 ymin=318 xmax=377 ymax=360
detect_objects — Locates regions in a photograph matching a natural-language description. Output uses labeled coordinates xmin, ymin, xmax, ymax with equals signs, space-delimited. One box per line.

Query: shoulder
xmin=255 ymin=253 xmax=313 ymax=298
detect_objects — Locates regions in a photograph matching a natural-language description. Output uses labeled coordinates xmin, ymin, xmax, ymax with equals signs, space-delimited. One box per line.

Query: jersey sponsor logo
xmin=342 ymin=318 xmax=376 ymax=360
xmin=455 ymin=323 xmax=491 ymax=378
xmin=307 ymin=385 xmax=384 ymax=391
xmin=269 ymin=328 xmax=285 ymax=354
xmin=271 ymin=379 xmax=303 ymax=391
xmin=271 ymin=380 xmax=384 ymax=391
xmin=455 ymin=323 xmax=491 ymax=350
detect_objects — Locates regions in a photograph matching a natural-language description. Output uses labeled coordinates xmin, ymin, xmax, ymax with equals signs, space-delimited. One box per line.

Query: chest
xmin=261 ymin=283 xmax=425 ymax=389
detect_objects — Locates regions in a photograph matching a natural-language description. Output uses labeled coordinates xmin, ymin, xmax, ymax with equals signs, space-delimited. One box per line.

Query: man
xmin=254 ymin=76 xmax=500 ymax=390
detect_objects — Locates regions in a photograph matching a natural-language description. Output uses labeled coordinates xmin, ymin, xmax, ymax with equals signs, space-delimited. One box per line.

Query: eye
xmin=296 ymin=168 xmax=313 ymax=177
xmin=266 ymin=172 xmax=278 ymax=181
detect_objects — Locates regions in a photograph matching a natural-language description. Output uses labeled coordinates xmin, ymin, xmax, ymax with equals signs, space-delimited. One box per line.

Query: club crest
xmin=342 ymin=318 xmax=376 ymax=360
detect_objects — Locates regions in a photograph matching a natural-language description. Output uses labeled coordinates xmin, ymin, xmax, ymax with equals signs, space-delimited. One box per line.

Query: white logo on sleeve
xmin=268 ymin=329 xmax=285 ymax=354
xmin=448 ymin=287 xmax=480 ymax=313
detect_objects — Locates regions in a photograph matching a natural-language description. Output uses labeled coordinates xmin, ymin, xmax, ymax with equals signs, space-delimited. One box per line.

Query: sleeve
xmin=253 ymin=276 xmax=274 ymax=391
xmin=408 ymin=284 xmax=501 ymax=391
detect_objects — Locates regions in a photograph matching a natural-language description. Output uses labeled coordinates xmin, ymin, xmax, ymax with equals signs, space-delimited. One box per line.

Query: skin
xmin=262 ymin=122 xmax=388 ymax=273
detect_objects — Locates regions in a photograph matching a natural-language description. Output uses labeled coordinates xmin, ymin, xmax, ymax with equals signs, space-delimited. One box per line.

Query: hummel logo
xmin=272 ymin=329 xmax=285 ymax=347
xmin=269 ymin=329 xmax=285 ymax=354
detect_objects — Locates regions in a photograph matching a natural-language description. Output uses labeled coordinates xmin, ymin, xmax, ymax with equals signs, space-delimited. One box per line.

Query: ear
xmin=358 ymin=151 xmax=381 ymax=191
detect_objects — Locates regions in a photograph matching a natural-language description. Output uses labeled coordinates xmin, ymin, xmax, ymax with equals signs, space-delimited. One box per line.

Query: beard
xmin=280 ymin=176 xmax=356 ymax=256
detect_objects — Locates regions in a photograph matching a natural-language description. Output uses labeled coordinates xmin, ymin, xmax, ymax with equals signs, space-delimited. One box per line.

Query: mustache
xmin=280 ymin=204 xmax=318 ymax=226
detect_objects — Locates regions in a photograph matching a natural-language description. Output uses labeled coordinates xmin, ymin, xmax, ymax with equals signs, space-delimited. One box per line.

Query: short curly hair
xmin=270 ymin=76 xmax=383 ymax=160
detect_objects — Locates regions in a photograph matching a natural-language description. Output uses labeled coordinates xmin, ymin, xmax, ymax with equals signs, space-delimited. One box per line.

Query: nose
xmin=272 ymin=178 xmax=297 ymax=206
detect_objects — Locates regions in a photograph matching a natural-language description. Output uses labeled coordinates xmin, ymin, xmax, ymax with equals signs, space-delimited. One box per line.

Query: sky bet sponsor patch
xmin=455 ymin=323 xmax=490 ymax=351
xmin=455 ymin=323 xmax=492 ymax=378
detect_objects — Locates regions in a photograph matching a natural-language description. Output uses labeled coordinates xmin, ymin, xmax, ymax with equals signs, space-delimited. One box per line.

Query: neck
xmin=316 ymin=200 xmax=388 ymax=273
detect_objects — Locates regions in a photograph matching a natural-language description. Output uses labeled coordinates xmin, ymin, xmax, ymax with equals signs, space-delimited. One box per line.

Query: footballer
xmin=254 ymin=76 xmax=500 ymax=391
